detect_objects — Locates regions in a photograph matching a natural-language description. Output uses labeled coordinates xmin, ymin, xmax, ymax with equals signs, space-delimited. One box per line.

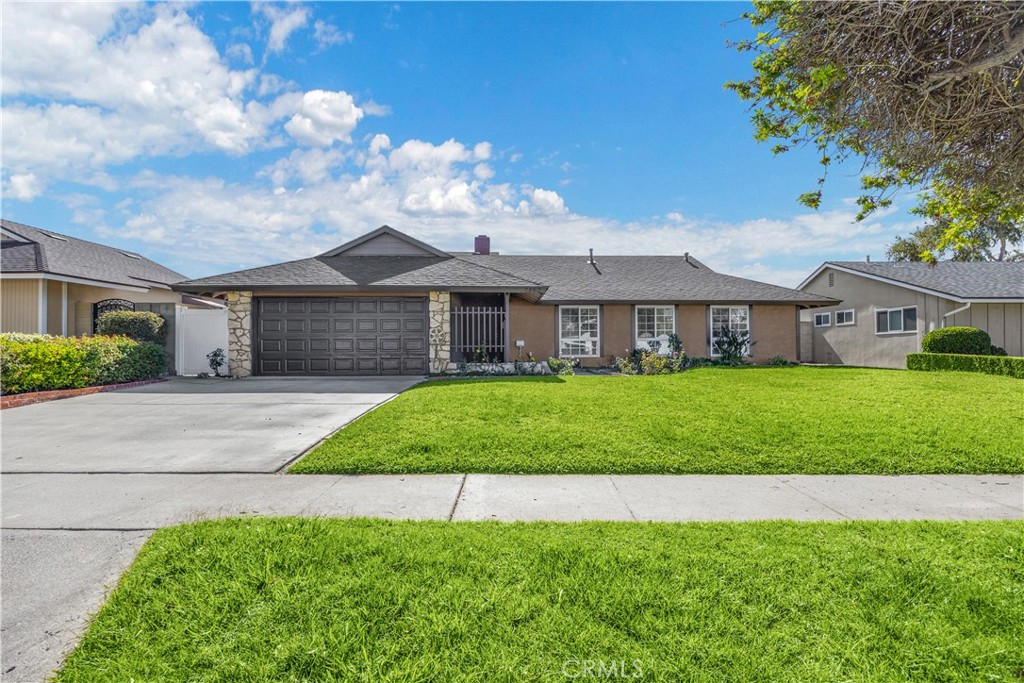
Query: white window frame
xmin=635 ymin=305 xmax=675 ymax=354
xmin=559 ymin=305 xmax=600 ymax=357
xmin=813 ymin=312 xmax=831 ymax=328
xmin=835 ymin=309 xmax=855 ymax=326
xmin=875 ymin=306 xmax=917 ymax=335
xmin=709 ymin=305 xmax=751 ymax=357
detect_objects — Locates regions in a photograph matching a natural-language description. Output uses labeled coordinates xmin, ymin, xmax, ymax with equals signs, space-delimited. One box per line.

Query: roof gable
xmin=320 ymin=225 xmax=450 ymax=258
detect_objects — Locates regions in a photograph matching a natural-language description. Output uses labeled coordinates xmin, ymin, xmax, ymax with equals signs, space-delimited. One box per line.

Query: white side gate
xmin=174 ymin=306 xmax=229 ymax=375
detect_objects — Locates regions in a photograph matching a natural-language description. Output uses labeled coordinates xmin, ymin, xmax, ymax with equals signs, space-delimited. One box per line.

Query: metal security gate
xmin=451 ymin=306 xmax=506 ymax=362
xmin=255 ymin=297 xmax=428 ymax=376
xmin=93 ymin=298 xmax=135 ymax=332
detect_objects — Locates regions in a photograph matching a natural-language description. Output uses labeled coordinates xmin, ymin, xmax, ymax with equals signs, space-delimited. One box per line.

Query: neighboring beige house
xmin=173 ymin=225 xmax=836 ymax=377
xmin=798 ymin=260 xmax=1024 ymax=368
xmin=1 ymin=219 xmax=218 ymax=367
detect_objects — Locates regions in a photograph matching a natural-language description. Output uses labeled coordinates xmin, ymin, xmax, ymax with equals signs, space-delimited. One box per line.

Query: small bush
xmin=769 ymin=355 xmax=796 ymax=366
xmin=712 ymin=329 xmax=754 ymax=364
xmin=96 ymin=310 xmax=167 ymax=345
xmin=615 ymin=349 xmax=688 ymax=375
xmin=907 ymin=352 xmax=1024 ymax=379
xmin=547 ymin=357 xmax=578 ymax=376
xmin=921 ymin=326 xmax=991 ymax=355
xmin=990 ymin=345 xmax=1008 ymax=356
xmin=0 ymin=333 xmax=167 ymax=395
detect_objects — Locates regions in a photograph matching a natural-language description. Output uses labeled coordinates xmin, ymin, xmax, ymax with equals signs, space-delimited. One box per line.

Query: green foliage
xmin=57 ymin=518 xmax=1024 ymax=683
xmin=712 ymin=328 xmax=754 ymax=364
xmin=727 ymin=2 xmax=1024 ymax=259
xmin=888 ymin=186 xmax=1023 ymax=262
xmin=96 ymin=310 xmax=167 ymax=345
xmin=546 ymin=357 xmax=577 ymax=376
xmin=990 ymin=345 xmax=1007 ymax=357
xmin=921 ymin=327 xmax=992 ymax=355
xmin=615 ymin=349 xmax=687 ymax=375
xmin=207 ymin=348 xmax=226 ymax=376
xmin=292 ymin=368 xmax=1023 ymax=475
xmin=908 ymin=353 xmax=1024 ymax=380
xmin=0 ymin=333 xmax=167 ymax=395
xmin=768 ymin=355 xmax=796 ymax=366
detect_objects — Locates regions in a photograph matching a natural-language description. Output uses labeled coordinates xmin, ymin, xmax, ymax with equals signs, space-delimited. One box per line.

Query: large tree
xmin=727 ymin=1 xmax=1024 ymax=256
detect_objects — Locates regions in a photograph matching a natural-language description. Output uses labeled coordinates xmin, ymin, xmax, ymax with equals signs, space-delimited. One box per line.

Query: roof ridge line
xmin=452 ymin=254 xmax=547 ymax=288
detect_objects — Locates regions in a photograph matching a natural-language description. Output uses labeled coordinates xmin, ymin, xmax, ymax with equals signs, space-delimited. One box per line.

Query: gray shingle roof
xmin=466 ymin=255 xmax=836 ymax=304
xmin=175 ymin=247 xmax=834 ymax=305
xmin=1 ymin=219 xmax=187 ymax=289
xmin=174 ymin=255 xmax=546 ymax=292
xmin=825 ymin=261 xmax=1024 ymax=300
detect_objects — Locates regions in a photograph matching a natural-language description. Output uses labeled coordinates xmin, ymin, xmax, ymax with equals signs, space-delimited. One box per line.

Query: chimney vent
xmin=474 ymin=235 xmax=491 ymax=255
xmin=866 ymin=255 xmax=871 ymax=262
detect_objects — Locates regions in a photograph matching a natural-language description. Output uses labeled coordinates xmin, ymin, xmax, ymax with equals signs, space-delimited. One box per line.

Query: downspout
xmin=942 ymin=302 xmax=971 ymax=328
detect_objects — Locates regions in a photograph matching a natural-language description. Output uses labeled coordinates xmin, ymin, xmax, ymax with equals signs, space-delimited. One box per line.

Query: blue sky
xmin=2 ymin=2 xmax=913 ymax=286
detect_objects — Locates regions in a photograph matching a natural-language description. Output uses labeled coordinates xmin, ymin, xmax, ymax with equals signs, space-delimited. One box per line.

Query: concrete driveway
xmin=1 ymin=376 xmax=421 ymax=473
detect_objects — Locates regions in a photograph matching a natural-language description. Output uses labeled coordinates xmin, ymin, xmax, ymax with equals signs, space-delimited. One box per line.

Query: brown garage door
xmin=256 ymin=297 xmax=428 ymax=375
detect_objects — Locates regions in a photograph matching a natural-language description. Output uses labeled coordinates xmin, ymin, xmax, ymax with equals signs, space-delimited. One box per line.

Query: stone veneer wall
xmin=226 ymin=291 xmax=253 ymax=377
xmin=428 ymin=291 xmax=452 ymax=374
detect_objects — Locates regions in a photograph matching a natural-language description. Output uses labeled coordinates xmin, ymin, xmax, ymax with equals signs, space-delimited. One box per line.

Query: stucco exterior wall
xmin=752 ymin=305 xmax=798 ymax=363
xmin=676 ymin=305 xmax=707 ymax=357
xmin=507 ymin=299 xmax=801 ymax=366
xmin=507 ymin=297 xmax=555 ymax=361
xmin=1 ymin=279 xmax=40 ymax=333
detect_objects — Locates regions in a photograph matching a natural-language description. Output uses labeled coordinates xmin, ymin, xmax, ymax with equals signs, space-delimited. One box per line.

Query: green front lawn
xmin=59 ymin=518 xmax=1024 ymax=682
xmin=291 ymin=367 xmax=1024 ymax=474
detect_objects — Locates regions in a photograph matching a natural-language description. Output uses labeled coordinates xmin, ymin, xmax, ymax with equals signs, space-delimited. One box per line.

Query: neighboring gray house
xmin=798 ymin=261 xmax=1024 ymax=368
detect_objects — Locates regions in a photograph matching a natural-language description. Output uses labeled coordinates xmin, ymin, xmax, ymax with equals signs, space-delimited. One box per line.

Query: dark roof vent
xmin=474 ymin=235 xmax=491 ymax=255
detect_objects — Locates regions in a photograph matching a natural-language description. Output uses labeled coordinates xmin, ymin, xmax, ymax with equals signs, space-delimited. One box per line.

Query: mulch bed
xmin=1 ymin=378 xmax=167 ymax=410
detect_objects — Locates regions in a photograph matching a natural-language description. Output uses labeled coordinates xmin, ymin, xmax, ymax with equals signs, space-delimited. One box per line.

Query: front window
xmin=875 ymin=306 xmax=917 ymax=334
xmin=635 ymin=306 xmax=675 ymax=354
xmin=710 ymin=305 xmax=750 ymax=356
xmin=559 ymin=306 xmax=600 ymax=357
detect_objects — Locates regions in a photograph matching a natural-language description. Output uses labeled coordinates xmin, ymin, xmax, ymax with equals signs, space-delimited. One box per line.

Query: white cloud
xmin=256 ymin=4 xmax=310 ymax=56
xmin=313 ymin=20 xmax=353 ymax=50
xmin=6 ymin=173 xmax=43 ymax=201
xmin=474 ymin=163 xmax=495 ymax=181
xmin=528 ymin=188 xmax=567 ymax=215
xmin=284 ymin=90 xmax=364 ymax=146
xmin=226 ymin=42 xmax=255 ymax=65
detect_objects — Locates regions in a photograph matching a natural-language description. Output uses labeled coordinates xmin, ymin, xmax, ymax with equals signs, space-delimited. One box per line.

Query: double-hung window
xmin=635 ymin=306 xmax=675 ymax=354
xmin=709 ymin=305 xmax=750 ymax=356
xmin=559 ymin=306 xmax=600 ymax=357
xmin=813 ymin=312 xmax=831 ymax=327
xmin=875 ymin=306 xmax=917 ymax=334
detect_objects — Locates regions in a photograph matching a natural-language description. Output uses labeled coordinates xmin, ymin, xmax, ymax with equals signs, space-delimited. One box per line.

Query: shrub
xmin=96 ymin=310 xmax=167 ymax=345
xmin=990 ymin=345 xmax=1008 ymax=356
xmin=712 ymin=329 xmax=754 ymax=364
xmin=921 ymin=326 xmax=991 ymax=355
xmin=769 ymin=355 xmax=796 ymax=366
xmin=207 ymin=348 xmax=227 ymax=376
xmin=0 ymin=333 xmax=167 ymax=395
xmin=547 ymin=357 xmax=578 ymax=376
xmin=907 ymin=352 xmax=1024 ymax=379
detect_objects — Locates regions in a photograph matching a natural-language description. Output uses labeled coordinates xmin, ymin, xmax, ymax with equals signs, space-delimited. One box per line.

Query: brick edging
xmin=1 ymin=378 xmax=167 ymax=410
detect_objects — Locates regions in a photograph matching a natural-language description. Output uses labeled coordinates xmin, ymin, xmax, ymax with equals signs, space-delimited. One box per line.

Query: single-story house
xmin=798 ymin=260 xmax=1024 ymax=368
xmin=173 ymin=225 xmax=836 ymax=376
xmin=1 ymin=219 xmax=219 ymax=367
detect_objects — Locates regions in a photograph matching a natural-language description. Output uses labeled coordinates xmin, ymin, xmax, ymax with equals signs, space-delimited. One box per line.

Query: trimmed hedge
xmin=96 ymin=310 xmax=167 ymax=344
xmin=0 ymin=333 xmax=167 ymax=395
xmin=907 ymin=352 xmax=1024 ymax=379
xmin=921 ymin=326 xmax=992 ymax=355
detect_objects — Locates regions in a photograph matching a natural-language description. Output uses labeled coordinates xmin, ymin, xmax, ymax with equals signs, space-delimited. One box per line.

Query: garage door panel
xmin=256 ymin=296 xmax=428 ymax=376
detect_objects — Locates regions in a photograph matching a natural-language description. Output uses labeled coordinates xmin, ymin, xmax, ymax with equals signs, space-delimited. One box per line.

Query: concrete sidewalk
xmin=4 ymin=473 xmax=1021 ymax=529
xmin=3 ymin=473 xmax=1021 ymax=682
